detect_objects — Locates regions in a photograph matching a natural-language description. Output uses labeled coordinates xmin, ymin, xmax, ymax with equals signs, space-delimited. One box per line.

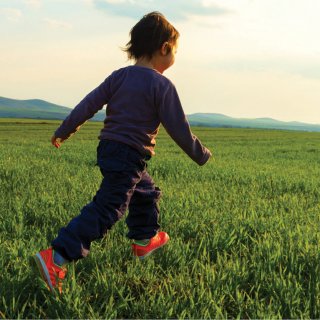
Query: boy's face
xmin=164 ymin=41 xmax=178 ymax=69
xmin=157 ymin=40 xmax=178 ymax=73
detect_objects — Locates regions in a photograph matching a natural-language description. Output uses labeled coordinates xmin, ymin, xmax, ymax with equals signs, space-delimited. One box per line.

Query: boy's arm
xmin=54 ymin=77 xmax=112 ymax=141
xmin=158 ymin=84 xmax=212 ymax=166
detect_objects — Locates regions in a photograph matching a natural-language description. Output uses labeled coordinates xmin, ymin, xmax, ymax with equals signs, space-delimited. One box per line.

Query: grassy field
xmin=0 ymin=118 xmax=319 ymax=318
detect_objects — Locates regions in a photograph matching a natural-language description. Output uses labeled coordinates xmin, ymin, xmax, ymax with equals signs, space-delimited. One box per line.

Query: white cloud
xmin=1 ymin=8 xmax=22 ymax=21
xmin=43 ymin=18 xmax=73 ymax=29
xmin=201 ymin=0 xmax=220 ymax=8
xmin=82 ymin=0 xmax=94 ymax=6
xmin=93 ymin=0 xmax=231 ymax=21
xmin=104 ymin=0 xmax=129 ymax=4
xmin=25 ymin=0 xmax=42 ymax=8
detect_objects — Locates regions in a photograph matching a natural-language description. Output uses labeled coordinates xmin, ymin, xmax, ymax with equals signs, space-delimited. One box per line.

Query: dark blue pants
xmin=52 ymin=140 xmax=161 ymax=261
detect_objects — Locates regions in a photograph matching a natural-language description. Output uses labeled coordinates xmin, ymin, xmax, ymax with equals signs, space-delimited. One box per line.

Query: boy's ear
xmin=160 ymin=42 xmax=170 ymax=56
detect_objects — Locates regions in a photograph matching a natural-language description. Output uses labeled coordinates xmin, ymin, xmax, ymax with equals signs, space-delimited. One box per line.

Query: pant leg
xmin=126 ymin=170 xmax=161 ymax=240
xmin=51 ymin=140 xmax=143 ymax=261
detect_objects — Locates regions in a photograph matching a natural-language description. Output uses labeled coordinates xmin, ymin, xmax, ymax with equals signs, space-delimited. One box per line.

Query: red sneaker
xmin=33 ymin=247 xmax=67 ymax=294
xmin=132 ymin=231 xmax=169 ymax=259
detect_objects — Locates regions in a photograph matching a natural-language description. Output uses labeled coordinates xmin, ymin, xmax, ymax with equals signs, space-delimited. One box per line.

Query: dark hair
xmin=123 ymin=12 xmax=179 ymax=60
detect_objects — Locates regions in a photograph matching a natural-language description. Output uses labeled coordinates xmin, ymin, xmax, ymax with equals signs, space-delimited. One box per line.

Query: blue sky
xmin=1 ymin=0 xmax=320 ymax=123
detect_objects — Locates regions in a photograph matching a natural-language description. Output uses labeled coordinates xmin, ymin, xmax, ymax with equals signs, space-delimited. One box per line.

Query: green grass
xmin=0 ymin=119 xmax=319 ymax=318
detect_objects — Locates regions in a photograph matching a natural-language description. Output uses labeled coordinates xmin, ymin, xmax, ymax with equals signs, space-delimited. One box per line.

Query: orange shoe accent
xmin=33 ymin=247 xmax=67 ymax=294
xmin=132 ymin=231 xmax=169 ymax=259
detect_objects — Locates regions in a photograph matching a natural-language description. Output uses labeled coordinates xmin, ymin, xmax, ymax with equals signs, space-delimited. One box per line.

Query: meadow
xmin=0 ymin=118 xmax=319 ymax=319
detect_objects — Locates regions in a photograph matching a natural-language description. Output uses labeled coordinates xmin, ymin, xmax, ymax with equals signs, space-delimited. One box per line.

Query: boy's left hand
xmin=51 ymin=136 xmax=65 ymax=148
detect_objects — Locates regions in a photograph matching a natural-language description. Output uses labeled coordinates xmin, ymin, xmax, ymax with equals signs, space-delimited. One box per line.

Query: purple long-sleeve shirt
xmin=55 ymin=65 xmax=211 ymax=165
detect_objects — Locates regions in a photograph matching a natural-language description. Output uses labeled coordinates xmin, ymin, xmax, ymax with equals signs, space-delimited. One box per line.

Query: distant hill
xmin=0 ymin=96 xmax=105 ymax=121
xmin=187 ymin=113 xmax=320 ymax=132
xmin=1 ymin=96 xmax=320 ymax=132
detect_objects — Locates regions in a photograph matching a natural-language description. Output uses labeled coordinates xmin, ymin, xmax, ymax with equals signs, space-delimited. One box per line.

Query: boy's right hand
xmin=51 ymin=136 xmax=65 ymax=148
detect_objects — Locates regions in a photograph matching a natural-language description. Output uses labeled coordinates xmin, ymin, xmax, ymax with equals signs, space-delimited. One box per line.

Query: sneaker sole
xmin=136 ymin=239 xmax=168 ymax=260
xmin=33 ymin=253 xmax=54 ymax=291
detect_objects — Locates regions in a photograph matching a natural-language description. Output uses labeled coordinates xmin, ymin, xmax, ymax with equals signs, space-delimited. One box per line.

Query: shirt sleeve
xmin=55 ymin=76 xmax=113 ymax=139
xmin=157 ymin=82 xmax=212 ymax=166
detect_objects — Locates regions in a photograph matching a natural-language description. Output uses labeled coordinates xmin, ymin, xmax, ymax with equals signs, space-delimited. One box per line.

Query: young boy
xmin=33 ymin=12 xmax=212 ymax=293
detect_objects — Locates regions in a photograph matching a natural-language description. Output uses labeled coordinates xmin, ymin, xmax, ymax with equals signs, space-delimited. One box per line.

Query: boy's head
xmin=124 ymin=12 xmax=179 ymax=61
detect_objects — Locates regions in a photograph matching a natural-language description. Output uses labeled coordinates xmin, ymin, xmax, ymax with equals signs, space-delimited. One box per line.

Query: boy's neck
xmin=135 ymin=54 xmax=166 ymax=74
xmin=135 ymin=58 xmax=160 ymax=73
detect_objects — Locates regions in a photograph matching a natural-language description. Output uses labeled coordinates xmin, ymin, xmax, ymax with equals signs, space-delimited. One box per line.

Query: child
xmin=33 ymin=11 xmax=212 ymax=293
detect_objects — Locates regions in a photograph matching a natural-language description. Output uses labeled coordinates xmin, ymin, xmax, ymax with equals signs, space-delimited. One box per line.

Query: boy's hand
xmin=51 ymin=136 xmax=65 ymax=148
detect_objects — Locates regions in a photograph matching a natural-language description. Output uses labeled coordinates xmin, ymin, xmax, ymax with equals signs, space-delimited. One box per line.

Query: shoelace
xmin=57 ymin=270 xmax=66 ymax=279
